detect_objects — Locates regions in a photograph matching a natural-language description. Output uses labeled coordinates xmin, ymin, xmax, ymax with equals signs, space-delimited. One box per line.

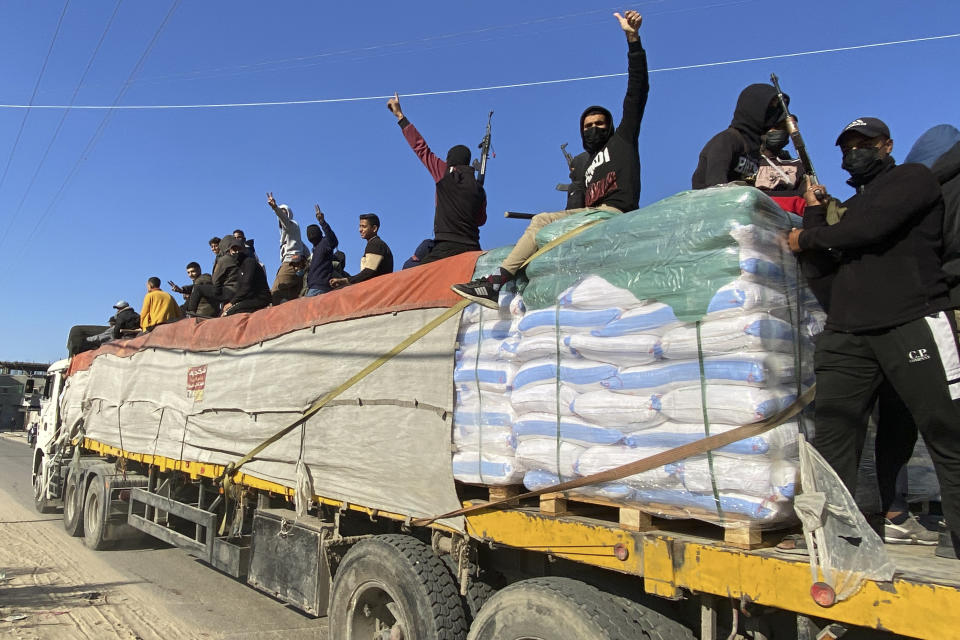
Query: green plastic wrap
xmin=523 ymin=186 xmax=797 ymax=320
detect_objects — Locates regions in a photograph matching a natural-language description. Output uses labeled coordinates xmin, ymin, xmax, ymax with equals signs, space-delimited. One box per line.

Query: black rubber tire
xmin=32 ymin=454 xmax=57 ymax=514
xmin=62 ymin=471 xmax=84 ymax=537
xmin=328 ymin=534 xmax=468 ymax=640
xmin=441 ymin=554 xmax=498 ymax=620
xmin=82 ymin=476 xmax=113 ymax=550
xmin=466 ymin=576 xmax=681 ymax=640
xmin=613 ymin=595 xmax=696 ymax=640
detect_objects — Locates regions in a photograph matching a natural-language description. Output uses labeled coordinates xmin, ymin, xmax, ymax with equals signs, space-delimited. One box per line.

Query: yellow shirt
xmin=140 ymin=289 xmax=182 ymax=331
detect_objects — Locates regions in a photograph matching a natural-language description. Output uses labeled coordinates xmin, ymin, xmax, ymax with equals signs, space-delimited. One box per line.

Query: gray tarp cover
xmin=71 ymin=309 xmax=465 ymax=531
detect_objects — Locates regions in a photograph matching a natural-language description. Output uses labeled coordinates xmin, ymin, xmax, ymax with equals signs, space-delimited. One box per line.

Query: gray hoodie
xmin=276 ymin=204 xmax=308 ymax=264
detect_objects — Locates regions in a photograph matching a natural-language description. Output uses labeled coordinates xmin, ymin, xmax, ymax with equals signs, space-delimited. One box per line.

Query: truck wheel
xmin=82 ymin=477 xmax=113 ymax=550
xmin=62 ymin=472 xmax=84 ymax=537
xmin=441 ymin=554 xmax=498 ymax=619
xmin=329 ymin=534 xmax=468 ymax=640
xmin=32 ymin=454 xmax=56 ymax=514
xmin=466 ymin=577 xmax=671 ymax=640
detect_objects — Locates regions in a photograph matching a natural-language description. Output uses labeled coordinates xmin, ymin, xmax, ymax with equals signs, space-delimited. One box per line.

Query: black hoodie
xmin=798 ymin=160 xmax=950 ymax=332
xmin=566 ymin=38 xmax=649 ymax=212
xmin=691 ymin=84 xmax=787 ymax=189
xmin=230 ymin=249 xmax=272 ymax=307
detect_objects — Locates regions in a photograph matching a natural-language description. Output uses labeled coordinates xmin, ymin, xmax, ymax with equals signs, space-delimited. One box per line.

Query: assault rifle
xmin=770 ymin=73 xmax=824 ymax=200
xmin=556 ymin=143 xmax=575 ymax=192
xmin=473 ymin=111 xmax=494 ymax=187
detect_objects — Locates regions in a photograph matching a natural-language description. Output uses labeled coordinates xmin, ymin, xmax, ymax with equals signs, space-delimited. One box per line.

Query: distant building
xmin=0 ymin=362 xmax=50 ymax=430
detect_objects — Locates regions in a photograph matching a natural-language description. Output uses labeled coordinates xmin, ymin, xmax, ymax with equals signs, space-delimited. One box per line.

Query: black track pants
xmin=812 ymin=311 xmax=960 ymax=534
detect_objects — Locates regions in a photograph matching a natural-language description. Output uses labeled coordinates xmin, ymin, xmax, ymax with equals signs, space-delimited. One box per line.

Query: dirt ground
xmin=0 ymin=486 xmax=204 ymax=640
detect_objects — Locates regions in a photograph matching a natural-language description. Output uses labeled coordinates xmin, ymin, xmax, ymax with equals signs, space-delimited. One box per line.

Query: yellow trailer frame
xmin=85 ymin=437 xmax=958 ymax=639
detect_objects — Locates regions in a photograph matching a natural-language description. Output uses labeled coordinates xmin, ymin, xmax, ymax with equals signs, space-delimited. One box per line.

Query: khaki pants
xmin=271 ymin=262 xmax=303 ymax=304
xmin=500 ymin=205 xmax=620 ymax=274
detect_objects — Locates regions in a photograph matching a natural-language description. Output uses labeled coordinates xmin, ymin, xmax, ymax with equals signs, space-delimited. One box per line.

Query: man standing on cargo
xmin=451 ymin=9 xmax=648 ymax=309
xmin=788 ymin=117 xmax=960 ymax=559
xmin=328 ymin=214 xmax=393 ymax=288
xmin=385 ymin=92 xmax=487 ymax=264
xmin=266 ymin=192 xmax=309 ymax=304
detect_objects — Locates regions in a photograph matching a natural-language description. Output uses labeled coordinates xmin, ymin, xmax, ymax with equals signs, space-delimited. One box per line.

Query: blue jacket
xmin=306 ymin=220 xmax=339 ymax=292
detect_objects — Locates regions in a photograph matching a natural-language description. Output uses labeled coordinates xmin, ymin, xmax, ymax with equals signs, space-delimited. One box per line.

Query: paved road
xmin=0 ymin=435 xmax=328 ymax=639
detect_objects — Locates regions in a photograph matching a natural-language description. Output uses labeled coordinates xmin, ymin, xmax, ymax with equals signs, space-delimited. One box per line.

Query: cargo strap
xmin=217 ymin=217 xmax=605 ymax=532
xmin=411 ymin=385 xmax=815 ymax=526
xmin=217 ymin=298 xmax=470 ymax=519
xmin=219 ymin=220 xmax=620 ymax=535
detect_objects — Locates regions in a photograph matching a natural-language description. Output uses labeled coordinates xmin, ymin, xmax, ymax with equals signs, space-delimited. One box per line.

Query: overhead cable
xmin=0 ymin=0 xmax=71 ymax=194
xmin=11 ymin=0 xmax=181 ymax=262
xmin=0 ymin=0 xmax=124 ymax=252
xmin=0 ymin=32 xmax=955 ymax=111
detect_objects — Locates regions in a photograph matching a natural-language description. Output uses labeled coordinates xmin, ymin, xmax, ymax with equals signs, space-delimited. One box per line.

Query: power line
xmin=11 ymin=0 xmax=181 ymax=262
xmin=0 ymin=0 xmax=124 ymax=253
xmin=0 ymin=0 xmax=71 ymax=193
xmin=0 ymin=32 xmax=956 ymax=112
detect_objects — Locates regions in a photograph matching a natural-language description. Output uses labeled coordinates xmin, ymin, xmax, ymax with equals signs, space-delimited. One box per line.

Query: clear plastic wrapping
xmin=452 ymin=186 xmax=820 ymax=529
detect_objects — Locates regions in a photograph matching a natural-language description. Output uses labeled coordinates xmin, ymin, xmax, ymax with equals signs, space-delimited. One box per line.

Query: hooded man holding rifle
xmin=788 ymin=117 xmax=960 ymax=560
xmin=451 ymin=9 xmax=648 ymax=309
xmin=387 ymin=93 xmax=487 ymax=265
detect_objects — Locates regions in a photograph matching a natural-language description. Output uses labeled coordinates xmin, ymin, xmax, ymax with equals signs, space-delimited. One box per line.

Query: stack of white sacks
xmin=452 ymin=220 xmax=822 ymax=530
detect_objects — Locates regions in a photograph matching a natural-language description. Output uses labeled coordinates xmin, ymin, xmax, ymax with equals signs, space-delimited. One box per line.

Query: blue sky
xmin=0 ymin=0 xmax=958 ymax=362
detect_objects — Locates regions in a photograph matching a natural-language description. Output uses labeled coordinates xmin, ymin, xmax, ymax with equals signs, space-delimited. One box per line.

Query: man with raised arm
xmin=386 ymin=92 xmax=487 ymax=264
xmin=451 ymin=10 xmax=648 ymax=308
xmin=266 ymin=191 xmax=309 ymax=304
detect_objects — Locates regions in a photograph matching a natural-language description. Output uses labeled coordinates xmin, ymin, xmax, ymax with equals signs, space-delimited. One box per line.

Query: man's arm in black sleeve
xmin=799 ymin=166 xmax=941 ymax=251
xmin=321 ymin=220 xmax=338 ymax=250
xmin=691 ymin=130 xmax=739 ymax=189
xmin=615 ymin=39 xmax=650 ymax=142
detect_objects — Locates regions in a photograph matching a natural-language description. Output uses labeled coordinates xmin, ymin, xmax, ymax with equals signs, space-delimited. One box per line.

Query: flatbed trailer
xmin=55 ymin=432 xmax=957 ymax=640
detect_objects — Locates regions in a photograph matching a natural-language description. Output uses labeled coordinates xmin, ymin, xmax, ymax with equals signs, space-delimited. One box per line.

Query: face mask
xmin=582 ymin=126 xmax=611 ymax=153
xmin=841 ymin=147 xmax=884 ymax=181
xmin=762 ymin=130 xmax=789 ymax=152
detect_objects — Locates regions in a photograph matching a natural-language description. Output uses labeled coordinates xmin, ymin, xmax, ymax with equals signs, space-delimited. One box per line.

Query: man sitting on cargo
xmin=111 ymin=300 xmax=141 ymax=339
xmin=232 ymin=228 xmax=260 ymax=264
xmin=329 ymin=214 xmax=393 ymax=288
xmin=787 ymin=117 xmax=960 ymax=560
xmin=186 ymin=236 xmax=240 ymax=316
xmin=170 ymin=262 xmax=219 ymax=317
xmin=386 ymin=92 xmax=487 ymax=264
xmin=451 ymin=10 xmax=648 ymax=309
xmin=140 ymin=277 xmax=182 ymax=332
xmin=221 ymin=238 xmax=272 ymax=315
xmin=208 ymin=236 xmax=221 ymax=271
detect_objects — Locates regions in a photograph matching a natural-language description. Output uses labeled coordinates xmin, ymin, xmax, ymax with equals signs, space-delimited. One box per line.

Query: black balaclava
xmin=306 ymin=224 xmax=323 ymax=246
xmin=446 ymin=145 xmax=471 ymax=167
xmin=580 ymin=105 xmax=614 ymax=153
xmin=761 ymin=129 xmax=790 ymax=153
xmin=842 ymin=147 xmax=895 ymax=187
xmin=730 ymin=84 xmax=788 ymax=149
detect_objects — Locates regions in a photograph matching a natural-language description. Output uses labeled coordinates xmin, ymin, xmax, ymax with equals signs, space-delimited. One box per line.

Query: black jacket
xmin=231 ymin=252 xmax=272 ymax=306
xmin=931 ymin=141 xmax=960 ymax=298
xmin=692 ymin=84 xmax=787 ymax=189
xmin=798 ymin=160 xmax=950 ymax=332
xmin=306 ymin=220 xmax=339 ymax=292
xmin=348 ymin=236 xmax=393 ymax=284
xmin=570 ymin=39 xmax=649 ymax=213
xmin=113 ymin=307 xmax=141 ymax=339
xmin=435 ymin=166 xmax=486 ymax=246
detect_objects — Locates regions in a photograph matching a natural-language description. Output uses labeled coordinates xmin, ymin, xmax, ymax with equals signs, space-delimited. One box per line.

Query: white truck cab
xmin=32 ymin=357 xmax=70 ymax=512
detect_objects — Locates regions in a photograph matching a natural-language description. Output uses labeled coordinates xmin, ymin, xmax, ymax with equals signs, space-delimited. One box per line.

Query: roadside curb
xmin=0 ymin=432 xmax=28 ymax=446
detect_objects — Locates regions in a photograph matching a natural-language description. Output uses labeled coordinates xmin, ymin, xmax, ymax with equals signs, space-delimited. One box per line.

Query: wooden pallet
xmin=538 ymin=491 xmax=766 ymax=550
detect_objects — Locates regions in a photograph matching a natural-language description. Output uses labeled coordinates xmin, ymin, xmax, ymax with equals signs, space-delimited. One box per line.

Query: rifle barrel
xmin=504 ymin=211 xmax=535 ymax=220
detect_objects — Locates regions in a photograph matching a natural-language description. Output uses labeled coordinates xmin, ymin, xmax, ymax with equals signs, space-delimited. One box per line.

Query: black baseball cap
xmin=835 ymin=117 xmax=891 ymax=146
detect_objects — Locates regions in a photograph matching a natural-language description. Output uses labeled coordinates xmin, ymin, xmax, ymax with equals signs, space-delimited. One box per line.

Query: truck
xmin=30 ymin=190 xmax=960 ymax=640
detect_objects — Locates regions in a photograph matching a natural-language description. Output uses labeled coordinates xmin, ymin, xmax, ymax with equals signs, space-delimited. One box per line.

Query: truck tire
xmin=614 ymin=595 xmax=696 ymax=640
xmin=441 ymin=554 xmax=498 ymax=619
xmin=62 ymin=472 xmax=84 ymax=537
xmin=32 ymin=453 xmax=56 ymax=514
xmin=328 ymin=534 xmax=468 ymax=640
xmin=82 ymin=476 xmax=113 ymax=550
xmin=466 ymin=576 xmax=677 ymax=640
